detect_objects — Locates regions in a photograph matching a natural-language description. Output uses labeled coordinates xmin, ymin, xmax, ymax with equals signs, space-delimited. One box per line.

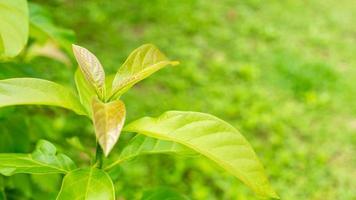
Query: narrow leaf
xmin=0 ymin=140 xmax=76 ymax=176
xmin=0 ymin=78 xmax=86 ymax=115
xmin=72 ymin=44 xmax=105 ymax=99
xmin=0 ymin=0 xmax=29 ymax=59
xmin=110 ymin=44 xmax=178 ymax=99
xmin=92 ymin=98 xmax=126 ymax=156
xmin=56 ymin=168 xmax=115 ymax=200
xmin=105 ymin=135 xmax=193 ymax=170
xmin=124 ymin=111 xmax=278 ymax=198
xmin=75 ymin=68 xmax=97 ymax=115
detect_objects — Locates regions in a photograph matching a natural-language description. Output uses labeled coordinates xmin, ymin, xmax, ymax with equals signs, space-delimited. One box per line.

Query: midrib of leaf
xmin=0 ymin=154 xmax=69 ymax=174
xmin=125 ymin=128 xmax=251 ymax=186
xmin=124 ymin=112 xmax=277 ymax=197
xmin=84 ymin=168 xmax=94 ymax=199
xmin=105 ymin=135 xmax=190 ymax=170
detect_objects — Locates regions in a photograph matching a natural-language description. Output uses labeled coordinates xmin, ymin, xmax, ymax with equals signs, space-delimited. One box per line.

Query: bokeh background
xmin=0 ymin=0 xmax=355 ymax=199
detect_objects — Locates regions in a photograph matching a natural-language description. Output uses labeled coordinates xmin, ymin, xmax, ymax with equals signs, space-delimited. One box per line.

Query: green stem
xmin=94 ymin=142 xmax=103 ymax=169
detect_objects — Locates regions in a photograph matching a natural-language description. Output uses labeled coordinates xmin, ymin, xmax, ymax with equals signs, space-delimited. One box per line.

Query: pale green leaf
xmin=0 ymin=78 xmax=86 ymax=115
xmin=56 ymin=168 xmax=115 ymax=200
xmin=0 ymin=140 xmax=76 ymax=176
xmin=110 ymin=44 xmax=178 ymax=99
xmin=92 ymin=98 xmax=126 ymax=156
xmin=75 ymin=68 xmax=96 ymax=115
xmin=141 ymin=187 xmax=189 ymax=200
xmin=105 ymin=135 xmax=193 ymax=170
xmin=0 ymin=0 xmax=29 ymax=59
xmin=124 ymin=111 xmax=278 ymax=198
xmin=72 ymin=44 xmax=106 ymax=99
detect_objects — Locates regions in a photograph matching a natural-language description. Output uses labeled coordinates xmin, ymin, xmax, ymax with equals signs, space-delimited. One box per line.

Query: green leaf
xmin=56 ymin=168 xmax=115 ymax=200
xmin=72 ymin=44 xmax=106 ymax=99
xmin=105 ymin=135 xmax=193 ymax=170
xmin=75 ymin=68 xmax=97 ymax=115
xmin=0 ymin=78 xmax=86 ymax=115
xmin=0 ymin=0 xmax=29 ymax=59
xmin=124 ymin=111 xmax=278 ymax=198
xmin=141 ymin=187 xmax=189 ymax=200
xmin=0 ymin=140 xmax=76 ymax=176
xmin=92 ymin=98 xmax=126 ymax=156
xmin=110 ymin=44 xmax=178 ymax=99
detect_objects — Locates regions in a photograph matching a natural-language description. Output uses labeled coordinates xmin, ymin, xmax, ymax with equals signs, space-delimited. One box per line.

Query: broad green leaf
xmin=75 ymin=68 xmax=96 ymax=115
xmin=92 ymin=98 xmax=126 ymax=156
xmin=72 ymin=44 xmax=106 ymax=99
xmin=141 ymin=187 xmax=189 ymax=200
xmin=0 ymin=140 xmax=76 ymax=176
xmin=124 ymin=111 xmax=278 ymax=198
xmin=105 ymin=135 xmax=193 ymax=170
xmin=0 ymin=78 xmax=86 ymax=115
xmin=0 ymin=0 xmax=29 ymax=59
xmin=110 ymin=44 xmax=178 ymax=99
xmin=56 ymin=168 xmax=115 ymax=200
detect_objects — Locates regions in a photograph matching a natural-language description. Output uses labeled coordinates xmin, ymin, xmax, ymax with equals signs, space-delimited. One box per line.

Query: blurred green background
xmin=1 ymin=0 xmax=355 ymax=199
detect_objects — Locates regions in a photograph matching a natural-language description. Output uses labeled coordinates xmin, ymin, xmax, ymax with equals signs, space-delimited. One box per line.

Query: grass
xmin=1 ymin=0 xmax=355 ymax=199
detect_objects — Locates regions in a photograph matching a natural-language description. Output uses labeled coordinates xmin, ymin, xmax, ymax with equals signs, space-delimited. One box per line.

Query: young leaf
xmin=92 ymin=98 xmax=126 ymax=156
xmin=0 ymin=78 xmax=86 ymax=115
xmin=0 ymin=140 xmax=76 ymax=176
xmin=105 ymin=135 xmax=193 ymax=170
xmin=110 ymin=44 xmax=178 ymax=99
xmin=75 ymin=68 xmax=97 ymax=115
xmin=0 ymin=0 xmax=28 ymax=59
xmin=72 ymin=44 xmax=106 ymax=99
xmin=56 ymin=168 xmax=115 ymax=200
xmin=124 ymin=111 xmax=278 ymax=199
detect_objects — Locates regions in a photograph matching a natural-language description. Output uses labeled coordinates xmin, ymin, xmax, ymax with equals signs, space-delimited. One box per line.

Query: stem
xmin=94 ymin=142 xmax=104 ymax=169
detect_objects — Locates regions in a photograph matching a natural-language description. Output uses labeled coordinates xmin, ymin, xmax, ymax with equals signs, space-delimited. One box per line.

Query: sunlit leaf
xmin=124 ymin=111 xmax=278 ymax=198
xmin=72 ymin=44 xmax=106 ymax=99
xmin=92 ymin=98 xmax=126 ymax=156
xmin=0 ymin=78 xmax=86 ymax=115
xmin=105 ymin=135 xmax=193 ymax=170
xmin=0 ymin=0 xmax=29 ymax=59
xmin=75 ymin=68 xmax=97 ymax=115
xmin=141 ymin=187 xmax=189 ymax=200
xmin=110 ymin=44 xmax=178 ymax=99
xmin=0 ymin=140 xmax=76 ymax=176
xmin=56 ymin=168 xmax=115 ymax=200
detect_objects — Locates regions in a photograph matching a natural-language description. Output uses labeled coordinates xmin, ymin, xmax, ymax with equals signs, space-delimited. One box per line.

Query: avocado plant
xmin=0 ymin=44 xmax=278 ymax=199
